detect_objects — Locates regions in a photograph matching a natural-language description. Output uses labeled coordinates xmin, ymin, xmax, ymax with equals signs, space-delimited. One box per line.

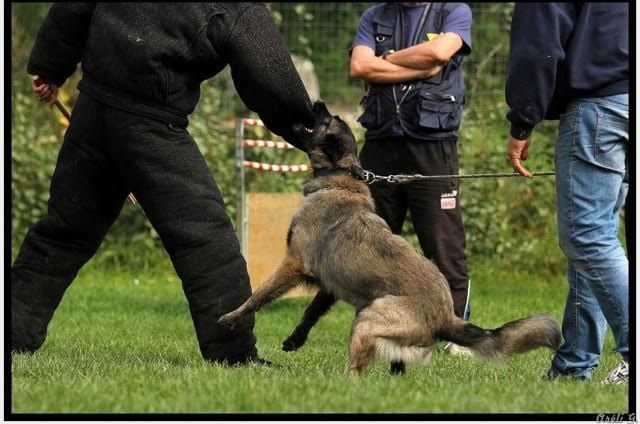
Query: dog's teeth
xmin=304 ymin=127 xmax=313 ymax=134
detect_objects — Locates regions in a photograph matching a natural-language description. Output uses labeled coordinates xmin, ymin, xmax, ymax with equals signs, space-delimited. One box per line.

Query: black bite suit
xmin=13 ymin=2 xmax=314 ymax=363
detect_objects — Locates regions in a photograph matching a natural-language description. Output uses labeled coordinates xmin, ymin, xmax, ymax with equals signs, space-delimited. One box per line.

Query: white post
xmin=235 ymin=119 xmax=248 ymax=257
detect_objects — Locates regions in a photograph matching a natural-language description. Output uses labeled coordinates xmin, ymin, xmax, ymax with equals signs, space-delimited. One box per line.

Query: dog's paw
xmin=217 ymin=313 xmax=239 ymax=329
xmin=281 ymin=335 xmax=305 ymax=352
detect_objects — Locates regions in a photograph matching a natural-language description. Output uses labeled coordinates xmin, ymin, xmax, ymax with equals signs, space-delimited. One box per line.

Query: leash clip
xmin=362 ymin=170 xmax=402 ymax=184
xmin=361 ymin=170 xmax=374 ymax=184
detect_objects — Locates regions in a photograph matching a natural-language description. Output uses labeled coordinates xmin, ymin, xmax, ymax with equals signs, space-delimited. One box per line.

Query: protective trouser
xmin=359 ymin=136 xmax=470 ymax=319
xmin=12 ymin=93 xmax=257 ymax=363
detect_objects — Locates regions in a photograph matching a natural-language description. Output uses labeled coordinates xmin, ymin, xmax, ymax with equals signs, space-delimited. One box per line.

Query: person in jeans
xmin=505 ymin=3 xmax=629 ymax=383
xmin=349 ymin=2 xmax=473 ymax=356
xmin=13 ymin=3 xmax=323 ymax=366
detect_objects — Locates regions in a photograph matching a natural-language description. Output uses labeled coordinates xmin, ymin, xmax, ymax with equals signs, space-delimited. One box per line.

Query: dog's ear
xmin=312 ymin=100 xmax=331 ymax=119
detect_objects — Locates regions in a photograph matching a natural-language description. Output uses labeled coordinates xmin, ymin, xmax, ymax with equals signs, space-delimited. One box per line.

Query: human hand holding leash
xmin=506 ymin=135 xmax=533 ymax=178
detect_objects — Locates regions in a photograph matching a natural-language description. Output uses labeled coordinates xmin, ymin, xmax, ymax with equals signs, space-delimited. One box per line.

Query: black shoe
xmin=11 ymin=343 xmax=38 ymax=355
xmin=224 ymin=353 xmax=272 ymax=367
xmin=542 ymin=369 xmax=588 ymax=382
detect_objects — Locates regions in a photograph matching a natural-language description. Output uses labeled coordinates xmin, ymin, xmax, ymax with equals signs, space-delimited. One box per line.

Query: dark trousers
xmin=11 ymin=93 xmax=257 ymax=363
xmin=359 ymin=136 xmax=470 ymax=319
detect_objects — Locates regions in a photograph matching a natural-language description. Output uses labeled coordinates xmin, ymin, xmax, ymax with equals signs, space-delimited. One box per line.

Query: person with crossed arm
xmin=349 ymin=2 xmax=474 ymax=356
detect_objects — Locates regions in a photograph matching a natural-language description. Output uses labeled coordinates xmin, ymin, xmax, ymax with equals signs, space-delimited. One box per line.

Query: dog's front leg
xmin=282 ymin=290 xmax=337 ymax=352
xmin=218 ymin=256 xmax=304 ymax=328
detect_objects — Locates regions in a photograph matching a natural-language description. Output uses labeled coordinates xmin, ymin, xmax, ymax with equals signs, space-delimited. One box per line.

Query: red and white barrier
xmin=243 ymin=139 xmax=295 ymax=149
xmin=241 ymin=118 xmax=265 ymax=127
xmin=238 ymin=118 xmax=309 ymax=173
xmin=243 ymin=161 xmax=310 ymax=173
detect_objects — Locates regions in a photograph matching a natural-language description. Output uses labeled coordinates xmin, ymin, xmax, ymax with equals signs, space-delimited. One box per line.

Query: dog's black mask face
xmin=294 ymin=101 xmax=365 ymax=179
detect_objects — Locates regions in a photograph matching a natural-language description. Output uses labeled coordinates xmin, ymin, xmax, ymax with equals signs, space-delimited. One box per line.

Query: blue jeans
xmin=550 ymin=94 xmax=629 ymax=379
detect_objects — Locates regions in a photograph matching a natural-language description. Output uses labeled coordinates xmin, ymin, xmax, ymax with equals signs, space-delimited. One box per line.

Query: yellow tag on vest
xmin=427 ymin=33 xmax=439 ymax=41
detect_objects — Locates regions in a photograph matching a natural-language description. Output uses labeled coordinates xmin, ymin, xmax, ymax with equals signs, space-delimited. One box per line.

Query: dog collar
xmin=314 ymin=168 xmax=356 ymax=179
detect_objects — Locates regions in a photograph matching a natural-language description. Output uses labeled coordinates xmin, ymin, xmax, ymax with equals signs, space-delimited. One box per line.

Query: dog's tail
xmin=438 ymin=314 xmax=562 ymax=361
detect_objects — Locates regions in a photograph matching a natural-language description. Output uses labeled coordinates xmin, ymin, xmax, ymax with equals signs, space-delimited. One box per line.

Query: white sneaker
xmin=444 ymin=342 xmax=474 ymax=357
xmin=602 ymin=360 xmax=629 ymax=384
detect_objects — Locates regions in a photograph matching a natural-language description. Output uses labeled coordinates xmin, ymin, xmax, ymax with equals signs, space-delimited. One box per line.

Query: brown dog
xmin=219 ymin=101 xmax=561 ymax=376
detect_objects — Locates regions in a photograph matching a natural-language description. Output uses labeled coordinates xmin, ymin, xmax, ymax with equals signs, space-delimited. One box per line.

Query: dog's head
xmin=294 ymin=101 xmax=366 ymax=180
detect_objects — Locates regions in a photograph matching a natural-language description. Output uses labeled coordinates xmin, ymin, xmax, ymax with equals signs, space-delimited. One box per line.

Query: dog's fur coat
xmin=219 ymin=101 xmax=562 ymax=376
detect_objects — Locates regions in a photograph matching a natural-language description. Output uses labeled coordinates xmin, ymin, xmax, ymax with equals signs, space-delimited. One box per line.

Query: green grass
xmin=11 ymin=260 xmax=629 ymax=415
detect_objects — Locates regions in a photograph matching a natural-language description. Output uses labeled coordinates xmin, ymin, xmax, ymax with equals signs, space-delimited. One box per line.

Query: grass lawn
xmin=10 ymin=259 xmax=630 ymax=415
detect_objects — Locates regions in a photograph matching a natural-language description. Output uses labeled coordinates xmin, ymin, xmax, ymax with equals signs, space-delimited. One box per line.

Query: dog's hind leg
xmin=346 ymin=296 xmax=432 ymax=376
xmin=218 ymin=256 xmax=304 ymax=327
xmin=345 ymin=314 xmax=377 ymax=377
xmin=282 ymin=290 xmax=337 ymax=352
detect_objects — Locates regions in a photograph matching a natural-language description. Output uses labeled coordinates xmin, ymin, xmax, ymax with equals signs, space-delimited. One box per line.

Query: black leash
xmin=361 ymin=170 xmax=556 ymax=184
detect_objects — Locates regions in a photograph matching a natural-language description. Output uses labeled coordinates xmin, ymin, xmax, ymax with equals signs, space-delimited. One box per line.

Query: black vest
xmin=357 ymin=3 xmax=466 ymax=142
